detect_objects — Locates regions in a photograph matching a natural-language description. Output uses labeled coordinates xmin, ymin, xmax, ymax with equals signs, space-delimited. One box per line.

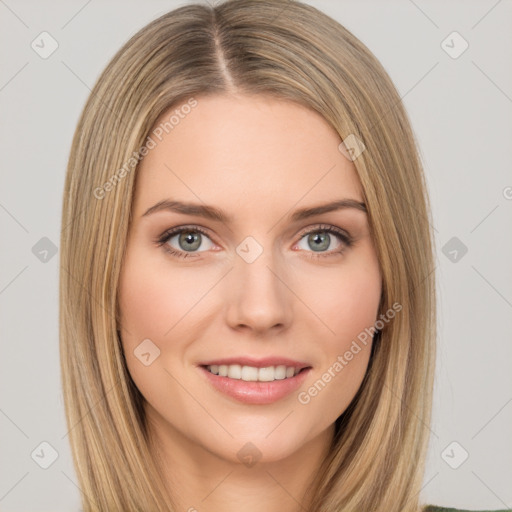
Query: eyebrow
xmin=142 ymin=198 xmax=367 ymax=223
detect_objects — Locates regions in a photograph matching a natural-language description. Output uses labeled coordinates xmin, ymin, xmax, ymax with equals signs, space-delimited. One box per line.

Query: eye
xmin=155 ymin=223 xmax=353 ymax=260
xmin=294 ymin=224 xmax=353 ymax=258
xmin=156 ymin=226 xmax=215 ymax=259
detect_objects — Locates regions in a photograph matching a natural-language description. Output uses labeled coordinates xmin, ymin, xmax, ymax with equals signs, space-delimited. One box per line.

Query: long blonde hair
xmin=59 ymin=1 xmax=436 ymax=510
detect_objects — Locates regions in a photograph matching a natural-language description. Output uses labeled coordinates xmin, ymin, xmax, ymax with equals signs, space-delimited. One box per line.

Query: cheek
xmin=118 ymin=248 xmax=199 ymax=341
xmin=119 ymin=271 xmax=169 ymax=340
xmin=296 ymin=259 xmax=381 ymax=420
xmin=304 ymin=255 xmax=382 ymax=347
xmin=117 ymin=248 xmax=192 ymax=402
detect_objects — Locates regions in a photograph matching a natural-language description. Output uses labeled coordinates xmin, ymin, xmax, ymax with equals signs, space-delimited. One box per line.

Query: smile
xmin=205 ymin=364 xmax=301 ymax=382
xmin=199 ymin=365 xmax=312 ymax=405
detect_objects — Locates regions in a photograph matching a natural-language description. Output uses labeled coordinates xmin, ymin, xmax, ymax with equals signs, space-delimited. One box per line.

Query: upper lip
xmin=199 ymin=356 xmax=312 ymax=370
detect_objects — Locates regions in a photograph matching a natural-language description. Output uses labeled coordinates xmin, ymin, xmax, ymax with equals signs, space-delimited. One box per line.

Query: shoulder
xmin=424 ymin=506 xmax=512 ymax=512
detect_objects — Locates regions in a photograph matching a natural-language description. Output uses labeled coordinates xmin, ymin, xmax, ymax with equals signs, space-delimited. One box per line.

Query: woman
xmin=59 ymin=1 xmax=508 ymax=511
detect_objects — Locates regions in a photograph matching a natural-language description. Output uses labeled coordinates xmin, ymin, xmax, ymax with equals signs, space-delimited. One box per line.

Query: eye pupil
xmin=308 ymin=232 xmax=330 ymax=252
xmin=179 ymin=231 xmax=201 ymax=251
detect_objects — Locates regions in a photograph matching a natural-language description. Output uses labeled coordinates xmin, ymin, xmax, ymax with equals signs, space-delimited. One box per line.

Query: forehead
xmin=133 ymin=94 xmax=363 ymax=217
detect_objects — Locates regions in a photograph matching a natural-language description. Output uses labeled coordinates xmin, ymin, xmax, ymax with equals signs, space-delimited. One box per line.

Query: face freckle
xmin=117 ymin=93 xmax=382 ymax=467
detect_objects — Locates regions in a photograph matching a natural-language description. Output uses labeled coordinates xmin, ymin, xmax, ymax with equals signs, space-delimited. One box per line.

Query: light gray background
xmin=1 ymin=0 xmax=511 ymax=510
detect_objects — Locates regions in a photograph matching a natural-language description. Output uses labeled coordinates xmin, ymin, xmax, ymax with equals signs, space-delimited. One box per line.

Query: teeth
xmin=206 ymin=364 xmax=302 ymax=382
xmin=242 ymin=365 xmax=259 ymax=381
xmin=228 ymin=364 xmax=242 ymax=379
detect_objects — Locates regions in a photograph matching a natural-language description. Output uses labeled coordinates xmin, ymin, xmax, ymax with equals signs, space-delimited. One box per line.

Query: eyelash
xmin=155 ymin=224 xmax=353 ymax=260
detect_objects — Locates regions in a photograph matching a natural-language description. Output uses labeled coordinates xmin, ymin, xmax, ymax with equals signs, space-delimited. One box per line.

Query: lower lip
xmin=198 ymin=366 xmax=312 ymax=405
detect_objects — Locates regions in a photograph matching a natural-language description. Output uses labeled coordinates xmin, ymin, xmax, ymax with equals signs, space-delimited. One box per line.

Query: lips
xmin=198 ymin=365 xmax=312 ymax=405
xmin=196 ymin=356 xmax=313 ymax=404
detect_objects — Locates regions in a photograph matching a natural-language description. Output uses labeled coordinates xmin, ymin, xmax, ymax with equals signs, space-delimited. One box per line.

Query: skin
xmin=118 ymin=93 xmax=382 ymax=512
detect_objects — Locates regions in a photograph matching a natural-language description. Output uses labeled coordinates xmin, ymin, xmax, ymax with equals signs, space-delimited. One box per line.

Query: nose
xmin=224 ymin=245 xmax=293 ymax=335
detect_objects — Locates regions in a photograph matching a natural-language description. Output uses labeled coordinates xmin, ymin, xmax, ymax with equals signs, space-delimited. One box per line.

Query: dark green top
xmin=425 ymin=507 xmax=512 ymax=512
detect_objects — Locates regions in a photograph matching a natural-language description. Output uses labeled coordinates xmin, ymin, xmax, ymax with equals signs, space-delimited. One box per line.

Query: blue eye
xmin=295 ymin=224 xmax=353 ymax=259
xmin=157 ymin=226 xmax=214 ymax=258
xmin=155 ymin=224 xmax=353 ymax=260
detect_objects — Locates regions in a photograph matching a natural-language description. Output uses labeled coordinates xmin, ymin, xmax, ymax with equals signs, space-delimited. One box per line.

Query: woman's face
xmin=118 ymin=93 xmax=382 ymax=464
